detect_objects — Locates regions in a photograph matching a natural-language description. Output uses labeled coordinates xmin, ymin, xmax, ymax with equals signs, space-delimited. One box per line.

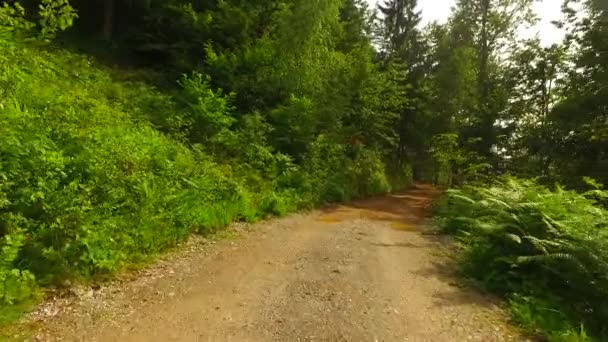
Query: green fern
xmin=435 ymin=177 xmax=608 ymax=339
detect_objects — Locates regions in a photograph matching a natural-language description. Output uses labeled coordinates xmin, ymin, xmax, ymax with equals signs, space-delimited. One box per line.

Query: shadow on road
xmin=317 ymin=184 xmax=504 ymax=312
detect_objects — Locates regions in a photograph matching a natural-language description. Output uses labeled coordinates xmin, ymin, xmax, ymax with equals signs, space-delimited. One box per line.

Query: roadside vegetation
xmin=427 ymin=0 xmax=608 ymax=339
xmin=0 ymin=0 xmax=606 ymax=339
xmin=0 ymin=0 xmax=406 ymax=323
xmin=436 ymin=178 xmax=607 ymax=340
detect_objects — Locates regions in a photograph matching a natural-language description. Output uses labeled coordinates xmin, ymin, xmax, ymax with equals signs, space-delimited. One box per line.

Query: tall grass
xmin=435 ymin=177 xmax=608 ymax=340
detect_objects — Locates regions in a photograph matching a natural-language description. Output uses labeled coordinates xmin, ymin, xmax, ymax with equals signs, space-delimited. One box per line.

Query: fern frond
xmin=505 ymin=233 xmax=522 ymax=244
xmin=516 ymin=253 xmax=574 ymax=264
xmin=449 ymin=193 xmax=476 ymax=204
xmin=486 ymin=197 xmax=513 ymax=209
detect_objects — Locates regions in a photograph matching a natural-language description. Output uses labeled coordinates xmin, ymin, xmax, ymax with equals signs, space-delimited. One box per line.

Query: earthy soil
xmin=13 ymin=185 xmax=520 ymax=341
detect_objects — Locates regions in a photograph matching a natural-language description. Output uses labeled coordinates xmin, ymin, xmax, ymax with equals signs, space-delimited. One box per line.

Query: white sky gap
xmin=366 ymin=0 xmax=566 ymax=46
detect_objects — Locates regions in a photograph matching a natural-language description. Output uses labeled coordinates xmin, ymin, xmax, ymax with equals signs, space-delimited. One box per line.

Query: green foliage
xmin=302 ymin=135 xmax=351 ymax=203
xmin=0 ymin=229 xmax=38 ymax=306
xmin=303 ymin=135 xmax=393 ymax=204
xmin=0 ymin=0 xmax=76 ymax=41
xmin=429 ymin=134 xmax=490 ymax=186
xmin=38 ymin=0 xmax=77 ymax=38
xmin=348 ymin=149 xmax=392 ymax=197
xmin=509 ymin=295 xmax=592 ymax=341
xmin=537 ymin=0 xmax=608 ymax=187
xmin=176 ymin=72 xmax=236 ymax=147
xmin=435 ymin=177 xmax=608 ymax=339
xmin=0 ymin=39 xmax=295 ymax=314
xmin=0 ymin=2 xmax=33 ymax=41
xmin=269 ymin=96 xmax=317 ymax=159
xmin=1 ymin=43 xmax=234 ymax=281
xmin=0 ymin=0 xmax=404 ymax=319
xmin=429 ymin=134 xmax=461 ymax=186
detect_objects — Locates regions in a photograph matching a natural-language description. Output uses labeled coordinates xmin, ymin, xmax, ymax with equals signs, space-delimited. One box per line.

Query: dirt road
xmin=24 ymin=185 xmax=518 ymax=341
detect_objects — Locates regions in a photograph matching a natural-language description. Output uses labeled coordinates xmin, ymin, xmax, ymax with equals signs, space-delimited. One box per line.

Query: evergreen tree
xmin=375 ymin=0 xmax=432 ymax=175
xmin=376 ymin=0 xmax=422 ymax=64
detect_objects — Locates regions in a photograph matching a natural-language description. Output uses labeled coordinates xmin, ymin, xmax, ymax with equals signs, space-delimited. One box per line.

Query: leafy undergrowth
xmin=435 ymin=178 xmax=608 ymax=341
xmin=0 ymin=37 xmax=405 ymax=322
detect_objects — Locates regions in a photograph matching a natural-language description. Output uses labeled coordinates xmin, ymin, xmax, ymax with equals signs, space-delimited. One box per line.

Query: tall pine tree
xmin=375 ymin=0 xmax=432 ymax=177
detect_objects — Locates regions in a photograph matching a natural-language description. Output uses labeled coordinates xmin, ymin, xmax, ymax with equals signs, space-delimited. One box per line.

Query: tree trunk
xmin=478 ymin=0 xmax=490 ymax=102
xmin=478 ymin=0 xmax=493 ymax=156
xmin=102 ymin=0 xmax=115 ymax=41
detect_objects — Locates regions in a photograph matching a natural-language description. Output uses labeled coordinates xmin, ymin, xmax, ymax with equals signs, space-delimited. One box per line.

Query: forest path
xmin=23 ymin=185 xmax=519 ymax=341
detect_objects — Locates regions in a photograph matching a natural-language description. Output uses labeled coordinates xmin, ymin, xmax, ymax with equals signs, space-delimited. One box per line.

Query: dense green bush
xmin=0 ymin=39 xmax=273 ymax=316
xmin=0 ymin=35 xmax=400 ymax=320
xmin=347 ymin=149 xmax=392 ymax=197
xmin=0 ymin=230 xmax=37 ymax=307
xmin=0 ymin=40 xmax=250 ymax=281
xmin=435 ymin=178 xmax=608 ymax=340
xmin=302 ymin=135 xmax=394 ymax=204
xmin=0 ymin=0 xmax=410 ymax=323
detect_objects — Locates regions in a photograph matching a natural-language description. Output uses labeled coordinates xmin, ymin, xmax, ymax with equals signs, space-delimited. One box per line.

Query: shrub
xmin=388 ymin=162 xmax=413 ymax=191
xmin=0 ymin=32 xmax=399 ymax=322
xmin=348 ymin=149 xmax=392 ymax=197
xmin=303 ymin=135 xmax=352 ymax=203
xmin=435 ymin=177 xmax=608 ymax=339
xmin=0 ymin=40 xmax=257 ymax=294
xmin=176 ymin=72 xmax=236 ymax=146
xmin=0 ymin=228 xmax=38 ymax=307
xmin=302 ymin=135 xmax=394 ymax=204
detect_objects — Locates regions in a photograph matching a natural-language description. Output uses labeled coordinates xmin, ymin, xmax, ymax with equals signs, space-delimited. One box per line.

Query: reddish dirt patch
xmin=317 ymin=184 xmax=439 ymax=225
